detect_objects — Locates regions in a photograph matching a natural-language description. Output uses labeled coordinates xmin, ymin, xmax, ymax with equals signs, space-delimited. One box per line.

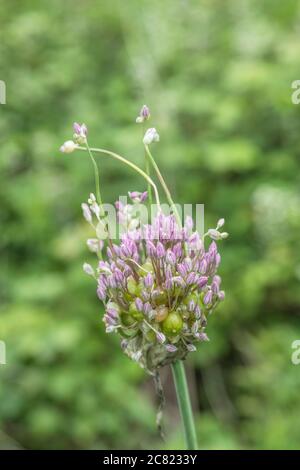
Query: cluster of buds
xmin=60 ymin=122 xmax=87 ymax=153
xmin=83 ymin=197 xmax=226 ymax=373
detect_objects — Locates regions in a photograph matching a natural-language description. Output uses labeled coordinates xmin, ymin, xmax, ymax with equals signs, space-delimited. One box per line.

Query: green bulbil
xmin=162 ymin=311 xmax=183 ymax=337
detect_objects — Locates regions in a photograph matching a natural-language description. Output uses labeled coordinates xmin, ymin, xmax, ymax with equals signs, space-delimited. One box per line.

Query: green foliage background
xmin=1 ymin=0 xmax=300 ymax=449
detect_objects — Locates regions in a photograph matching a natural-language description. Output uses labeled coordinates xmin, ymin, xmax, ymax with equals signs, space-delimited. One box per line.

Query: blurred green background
xmin=1 ymin=0 xmax=300 ymax=450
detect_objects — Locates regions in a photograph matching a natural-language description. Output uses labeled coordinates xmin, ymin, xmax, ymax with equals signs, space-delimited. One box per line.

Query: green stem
xmin=171 ymin=360 xmax=198 ymax=450
xmin=144 ymin=145 xmax=181 ymax=227
xmin=77 ymin=146 xmax=161 ymax=208
xmin=85 ymin=141 xmax=103 ymax=211
xmin=142 ymin=125 xmax=153 ymax=210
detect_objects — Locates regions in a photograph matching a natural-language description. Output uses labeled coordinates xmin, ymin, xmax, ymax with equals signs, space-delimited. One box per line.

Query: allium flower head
xmin=82 ymin=195 xmax=227 ymax=372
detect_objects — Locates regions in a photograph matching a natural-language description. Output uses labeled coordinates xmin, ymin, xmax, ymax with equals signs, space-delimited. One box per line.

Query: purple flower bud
xmin=143 ymin=302 xmax=152 ymax=315
xmin=156 ymin=332 xmax=166 ymax=344
xmin=166 ymin=344 xmax=177 ymax=353
xmin=73 ymin=122 xmax=87 ymax=136
xmin=186 ymin=272 xmax=197 ymax=285
xmin=199 ymin=258 xmax=207 ymax=274
xmin=173 ymin=243 xmax=182 ymax=258
xmin=177 ymin=263 xmax=187 ymax=277
xmin=188 ymin=300 xmax=196 ymax=312
xmin=141 ymin=105 xmax=150 ymax=119
xmin=114 ymin=268 xmax=124 ymax=284
xmin=146 ymin=240 xmax=156 ymax=257
xmin=97 ymin=286 xmax=107 ymax=301
xmin=156 ymin=242 xmax=165 ymax=258
xmin=203 ymin=290 xmax=213 ymax=305
xmin=194 ymin=305 xmax=201 ymax=319
xmin=144 ymin=272 xmax=153 ymax=288
xmin=136 ymin=104 xmax=150 ymax=123
xmin=198 ymin=276 xmax=208 ymax=289
xmin=135 ymin=298 xmax=144 ymax=312
xmin=198 ymin=332 xmax=209 ymax=342
xmin=128 ymin=191 xmax=148 ymax=203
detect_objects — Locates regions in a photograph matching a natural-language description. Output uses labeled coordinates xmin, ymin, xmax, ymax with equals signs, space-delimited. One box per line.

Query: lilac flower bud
xmin=186 ymin=272 xmax=197 ymax=285
xmin=144 ymin=272 xmax=153 ymax=288
xmin=114 ymin=268 xmax=124 ymax=284
xmin=216 ymin=253 xmax=221 ymax=267
xmin=173 ymin=242 xmax=182 ymax=258
xmin=83 ymin=263 xmax=95 ymax=276
xmin=60 ymin=140 xmax=77 ymax=153
xmin=188 ymin=300 xmax=196 ymax=312
xmin=198 ymin=332 xmax=209 ymax=342
xmin=135 ymin=298 xmax=144 ymax=312
xmin=143 ymin=128 xmax=160 ymax=145
xmin=146 ymin=240 xmax=156 ymax=257
xmin=156 ymin=332 xmax=166 ymax=344
xmin=128 ymin=191 xmax=148 ymax=203
xmin=199 ymin=258 xmax=207 ymax=274
xmin=198 ymin=276 xmax=208 ymax=288
xmin=203 ymin=290 xmax=213 ymax=305
xmin=81 ymin=203 xmax=93 ymax=224
xmin=165 ymin=344 xmax=177 ymax=353
xmin=73 ymin=122 xmax=88 ymax=136
xmin=143 ymin=302 xmax=152 ymax=315
xmin=177 ymin=263 xmax=187 ymax=277
xmin=187 ymin=344 xmax=197 ymax=352
xmin=136 ymin=104 xmax=150 ymax=123
xmin=97 ymin=286 xmax=107 ymax=301
xmin=221 ymin=232 xmax=229 ymax=239
xmin=87 ymin=238 xmax=103 ymax=253
xmin=156 ymin=242 xmax=165 ymax=258
xmin=194 ymin=305 xmax=201 ymax=319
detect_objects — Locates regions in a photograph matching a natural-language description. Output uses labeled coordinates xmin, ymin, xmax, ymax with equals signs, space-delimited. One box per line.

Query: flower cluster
xmin=83 ymin=194 xmax=226 ymax=373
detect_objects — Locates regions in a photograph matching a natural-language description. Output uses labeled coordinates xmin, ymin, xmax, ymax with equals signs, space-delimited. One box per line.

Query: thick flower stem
xmin=171 ymin=360 xmax=198 ymax=450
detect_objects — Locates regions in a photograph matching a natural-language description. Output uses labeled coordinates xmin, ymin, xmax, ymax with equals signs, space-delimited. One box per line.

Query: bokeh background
xmin=1 ymin=0 xmax=300 ymax=450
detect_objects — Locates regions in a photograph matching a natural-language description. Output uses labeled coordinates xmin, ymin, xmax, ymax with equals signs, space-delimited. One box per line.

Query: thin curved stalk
xmin=171 ymin=360 xmax=198 ymax=450
xmin=77 ymin=146 xmax=161 ymax=208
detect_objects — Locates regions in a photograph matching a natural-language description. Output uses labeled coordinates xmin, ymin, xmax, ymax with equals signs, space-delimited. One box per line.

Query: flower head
xmin=82 ymin=195 xmax=227 ymax=372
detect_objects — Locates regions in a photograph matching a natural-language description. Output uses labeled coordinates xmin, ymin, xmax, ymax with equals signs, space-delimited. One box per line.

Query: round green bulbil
xmin=162 ymin=311 xmax=183 ymax=336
